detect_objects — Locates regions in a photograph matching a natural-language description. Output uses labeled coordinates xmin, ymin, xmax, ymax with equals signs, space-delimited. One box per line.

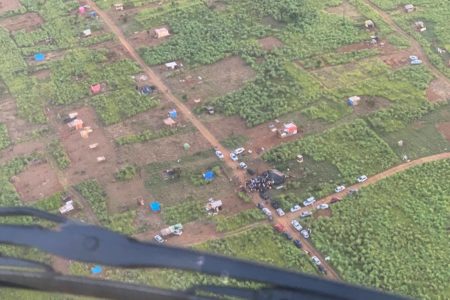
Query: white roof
xmin=405 ymin=4 xmax=414 ymax=8
xmin=83 ymin=29 xmax=92 ymax=36
xmin=165 ymin=61 xmax=178 ymax=68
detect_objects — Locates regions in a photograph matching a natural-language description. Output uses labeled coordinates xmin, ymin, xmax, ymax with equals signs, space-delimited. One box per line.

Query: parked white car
xmin=303 ymin=196 xmax=316 ymax=206
xmin=335 ymin=185 xmax=346 ymax=193
xmin=291 ymin=220 xmax=303 ymax=232
xmin=290 ymin=205 xmax=301 ymax=212
xmin=215 ymin=150 xmax=224 ymax=160
xmin=357 ymin=175 xmax=368 ymax=183
xmin=312 ymin=256 xmax=321 ymax=265
xmin=233 ymin=147 xmax=245 ymax=155
xmin=262 ymin=208 xmax=272 ymax=217
xmin=239 ymin=162 xmax=248 ymax=169
xmin=316 ymin=204 xmax=329 ymax=210
xmin=409 ymin=55 xmax=418 ymax=61
xmin=300 ymin=211 xmax=312 ymax=218
xmin=230 ymin=152 xmax=238 ymax=161
xmin=301 ymin=229 xmax=310 ymax=239
xmin=276 ymin=208 xmax=285 ymax=217
xmin=154 ymin=235 xmax=165 ymax=244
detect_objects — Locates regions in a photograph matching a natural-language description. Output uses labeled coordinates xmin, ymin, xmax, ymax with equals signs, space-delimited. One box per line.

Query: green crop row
xmin=47 ymin=140 xmax=70 ymax=170
xmin=215 ymin=209 xmax=265 ymax=233
xmin=311 ymin=159 xmax=450 ymax=299
xmin=161 ymin=196 xmax=205 ymax=224
xmin=114 ymin=165 xmax=138 ymax=181
xmin=115 ymin=126 xmax=192 ymax=145
xmin=74 ymin=180 xmax=109 ymax=224
xmin=0 ymin=124 xmax=11 ymax=150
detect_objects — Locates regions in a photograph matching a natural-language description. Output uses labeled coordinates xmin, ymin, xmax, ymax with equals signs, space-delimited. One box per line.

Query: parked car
xmin=293 ymin=239 xmax=303 ymax=249
xmin=300 ymin=211 xmax=312 ymax=218
xmin=215 ymin=150 xmax=224 ymax=160
xmin=318 ymin=265 xmax=327 ymax=274
xmin=233 ymin=147 xmax=245 ymax=155
xmin=303 ymin=196 xmax=316 ymax=206
xmin=330 ymin=197 xmax=341 ymax=204
xmin=239 ymin=162 xmax=248 ymax=169
xmin=357 ymin=175 xmax=368 ymax=183
xmin=312 ymin=256 xmax=321 ymax=265
xmin=290 ymin=205 xmax=301 ymax=212
xmin=276 ymin=208 xmax=285 ymax=217
xmin=411 ymin=59 xmax=422 ymax=65
xmin=409 ymin=55 xmax=418 ymax=61
xmin=316 ymin=203 xmax=329 ymax=210
xmin=301 ymin=229 xmax=310 ymax=239
xmin=335 ymin=185 xmax=346 ymax=193
xmin=291 ymin=220 xmax=303 ymax=232
xmin=262 ymin=208 xmax=272 ymax=217
xmin=154 ymin=235 xmax=165 ymax=244
xmin=270 ymin=200 xmax=280 ymax=209
xmin=273 ymin=223 xmax=285 ymax=233
xmin=230 ymin=152 xmax=238 ymax=161
xmin=283 ymin=232 xmax=293 ymax=240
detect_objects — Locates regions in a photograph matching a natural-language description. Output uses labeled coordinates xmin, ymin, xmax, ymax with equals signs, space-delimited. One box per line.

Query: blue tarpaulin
xmin=91 ymin=265 xmax=102 ymax=274
xmin=34 ymin=53 xmax=45 ymax=62
xmin=140 ymin=85 xmax=153 ymax=95
xmin=150 ymin=201 xmax=161 ymax=212
xmin=168 ymin=109 xmax=177 ymax=119
xmin=203 ymin=170 xmax=215 ymax=181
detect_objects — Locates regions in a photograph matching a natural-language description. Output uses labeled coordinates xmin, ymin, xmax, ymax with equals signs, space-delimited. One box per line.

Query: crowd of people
xmin=245 ymin=172 xmax=275 ymax=193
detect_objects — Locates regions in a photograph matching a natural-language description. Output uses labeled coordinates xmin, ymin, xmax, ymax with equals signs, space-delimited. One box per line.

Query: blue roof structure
xmin=91 ymin=265 xmax=102 ymax=274
xmin=34 ymin=53 xmax=45 ymax=62
xmin=150 ymin=201 xmax=161 ymax=212
xmin=203 ymin=170 xmax=215 ymax=181
xmin=168 ymin=109 xmax=177 ymax=119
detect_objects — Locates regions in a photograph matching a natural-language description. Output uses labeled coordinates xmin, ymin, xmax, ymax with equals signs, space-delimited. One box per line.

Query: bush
xmin=114 ymin=165 xmax=138 ymax=181
xmin=0 ymin=124 xmax=11 ymax=150
xmin=48 ymin=140 xmax=70 ymax=170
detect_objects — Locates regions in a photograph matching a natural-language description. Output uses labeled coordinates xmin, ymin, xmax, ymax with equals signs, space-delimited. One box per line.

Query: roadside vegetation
xmin=215 ymin=209 xmax=265 ymax=233
xmin=0 ymin=124 xmax=11 ymax=150
xmin=311 ymin=160 xmax=450 ymax=299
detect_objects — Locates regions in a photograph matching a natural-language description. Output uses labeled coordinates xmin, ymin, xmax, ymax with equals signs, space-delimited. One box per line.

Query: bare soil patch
xmin=117 ymin=130 xmax=211 ymax=166
xmin=258 ymin=36 xmax=283 ymax=51
xmin=326 ymin=1 xmax=362 ymax=20
xmin=103 ymin=176 xmax=152 ymax=213
xmin=436 ymin=122 xmax=450 ymax=143
xmin=426 ymin=78 xmax=450 ymax=103
xmin=0 ymin=12 xmax=43 ymax=32
xmin=352 ymin=96 xmax=391 ymax=115
xmin=159 ymin=56 xmax=256 ymax=108
xmin=33 ymin=69 xmax=51 ymax=80
xmin=128 ymin=29 xmax=169 ymax=49
xmin=314 ymin=208 xmax=332 ymax=219
xmin=0 ymin=0 xmax=22 ymax=14
xmin=90 ymin=40 xmax=131 ymax=60
xmin=380 ymin=49 xmax=412 ymax=69
xmin=13 ymin=162 xmax=62 ymax=202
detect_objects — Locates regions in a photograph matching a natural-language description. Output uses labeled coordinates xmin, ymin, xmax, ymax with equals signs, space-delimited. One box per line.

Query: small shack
xmin=114 ymin=3 xmax=124 ymax=11
xmin=82 ymin=29 xmax=92 ymax=37
xmin=91 ymin=265 xmax=102 ymax=275
xmin=278 ymin=122 xmax=298 ymax=138
xmin=415 ymin=21 xmax=426 ymax=32
xmin=266 ymin=169 xmax=286 ymax=186
xmin=205 ymin=106 xmax=215 ymax=115
xmin=163 ymin=117 xmax=176 ymax=126
xmin=205 ymin=198 xmax=223 ymax=214
xmin=364 ymin=20 xmax=375 ymax=29
xmin=183 ymin=143 xmax=190 ymax=151
xmin=347 ymin=96 xmax=361 ymax=106
xmin=203 ymin=170 xmax=215 ymax=181
xmin=59 ymin=200 xmax=74 ymax=214
xmin=404 ymin=4 xmax=415 ymax=13
xmin=78 ymin=6 xmax=86 ymax=14
xmin=165 ymin=61 xmax=179 ymax=70
xmin=150 ymin=201 xmax=161 ymax=213
xmin=168 ymin=109 xmax=177 ymax=119
xmin=139 ymin=85 xmax=154 ymax=95
xmin=153 ymin=27 xmax=170 ymax=39
xmin=34 ymin=53 xmax=45 ymax=62
xmin=90 ymin=83 xmax=102 ymax=94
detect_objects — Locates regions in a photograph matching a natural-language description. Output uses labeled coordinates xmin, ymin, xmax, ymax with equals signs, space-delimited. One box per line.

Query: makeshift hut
xmin=165 ymin=61 xmax=178 ymax=70
xmin=168 ymin=109 xmax=177 ymax=119
xmin=183 ymin=143 xmax=190 ymax=151
xmin=90 ymin=83 xmax=102 ymax=94
xmin=364 ymin=20 xmax=375 ymax=28
xmin=150 ymin=201 xmax=161 ymax=213
xmin=78 ymin=6 xmax=86 ymax=14
xmin=83 ymin=29 xmax=92 ymax=37
xmin=34 ymin=53 xmax=45 ymax=62
xmin=91 ymin=265 xmax=102 ymax=275
xmin=415 ymin=21 xmax=426 ymax=32
xmin=266 ymin=169 xmax=286 ymax=186
xmin=347 ymin=96 xmax=361 ymax=106
xmin=278 ymin=122 xmax=298 ymax=138
xmin=153 ymin=27 xmax=170 ymax=39
xmin=205 ymin=199 xmax=223 ymax=214
xmin=404 ymin=4 xmax=415 ymax=13
xmin=114 ymin=3 xmax=124 ymax=11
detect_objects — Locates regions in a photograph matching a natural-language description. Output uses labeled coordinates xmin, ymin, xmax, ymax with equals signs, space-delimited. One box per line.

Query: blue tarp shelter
xmin=91 ymin=265 xmax=102 ymax=274
xmin=150 ymin=201 xmax=161 ymax=212
xmin=203 ymin=170 xmax=215 ymax=181
xmin=168 ymin=109 xmax=177 ymax=119
xmin=34 ymin=53 xmax=45 ymax=62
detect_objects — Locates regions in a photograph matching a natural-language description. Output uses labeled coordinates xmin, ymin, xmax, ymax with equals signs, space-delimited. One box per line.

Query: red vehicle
xmin=330 ymin=197 xmax=341 ymax=204
xmin=273 ymin=223 xmax=285 ymax=233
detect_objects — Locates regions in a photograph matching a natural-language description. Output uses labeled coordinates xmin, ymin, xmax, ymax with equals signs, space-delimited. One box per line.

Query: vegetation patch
xmin=0 ymin=124 xmax=11 ymax=150
xmin=264 ymin=119 xmax=399 ymax=179
xmin=161 ymin=196 xmax=205 ymax=224
xmin=215 ymin=209 xmax=265 ymax=232
xmin=312 ymin=159 xmax=450 ymax=299
xmin=114 ymin=165 xmax=138 ymax=181
xmin=74 ymin=180 xmax=109 ymax=224
xmin=115 ymin=126 xmax=192 ymax=145
xmin=48 ymin=140 xmax=70 ymax=170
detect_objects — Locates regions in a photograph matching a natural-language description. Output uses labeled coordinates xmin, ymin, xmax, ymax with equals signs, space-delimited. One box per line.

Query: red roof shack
xmin=278 ymin=122 xmax=298 ymax=138
xmin=90 ymin=83 xmax=101 ymax=94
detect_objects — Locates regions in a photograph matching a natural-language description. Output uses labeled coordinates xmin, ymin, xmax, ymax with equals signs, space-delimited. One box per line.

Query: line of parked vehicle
xmin=215 ymin=147 xmax=248 ymax=169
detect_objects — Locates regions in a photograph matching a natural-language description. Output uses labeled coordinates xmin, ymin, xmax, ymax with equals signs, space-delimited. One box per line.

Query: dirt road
xmin=85 ymin=0 xmax=339 ymax=279
xmin=364 ymin=0 xmax=450 ymax=84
